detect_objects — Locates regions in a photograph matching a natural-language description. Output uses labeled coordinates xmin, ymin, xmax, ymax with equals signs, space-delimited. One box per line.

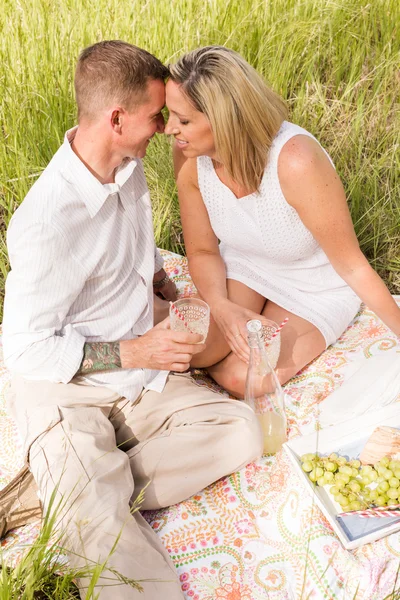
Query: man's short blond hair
xmin=75 ymin=40 xmax=169 ymax=121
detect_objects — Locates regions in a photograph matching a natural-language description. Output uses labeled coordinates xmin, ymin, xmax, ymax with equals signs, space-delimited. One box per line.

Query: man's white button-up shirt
xmin=3 ymin=128 xmax=168 ymax=401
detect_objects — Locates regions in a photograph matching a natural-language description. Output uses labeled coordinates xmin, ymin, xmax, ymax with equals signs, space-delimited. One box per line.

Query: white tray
xmin=283 ymin=403 xmax=400 ymax=549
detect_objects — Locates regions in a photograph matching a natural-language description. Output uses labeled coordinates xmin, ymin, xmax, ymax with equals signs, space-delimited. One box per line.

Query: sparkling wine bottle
xmin=244 ymin=319 xmax=287 ymax=454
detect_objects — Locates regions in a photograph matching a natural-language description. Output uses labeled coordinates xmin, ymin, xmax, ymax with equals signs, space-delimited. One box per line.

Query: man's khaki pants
xmin=7 ymin=373 xmax=263 ymax=599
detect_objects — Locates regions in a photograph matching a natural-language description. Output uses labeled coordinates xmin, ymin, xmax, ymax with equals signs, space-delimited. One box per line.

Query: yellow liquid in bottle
xmin=257 ymin=412 xmax=287 ymax=454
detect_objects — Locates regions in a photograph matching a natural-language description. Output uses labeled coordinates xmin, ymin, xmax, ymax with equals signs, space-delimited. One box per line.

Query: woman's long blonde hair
xmin=169 ymin=46 xmax=287 ymax=192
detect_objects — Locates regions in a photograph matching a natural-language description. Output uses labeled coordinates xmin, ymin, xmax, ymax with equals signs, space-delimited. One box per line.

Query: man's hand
xmin=153 ymin=268 xmax=177 ymax=302
xmin=120 ymin=317 xmax=205 ymax=372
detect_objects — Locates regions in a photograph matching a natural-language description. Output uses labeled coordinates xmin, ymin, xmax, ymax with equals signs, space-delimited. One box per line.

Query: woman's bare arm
xmin=173 ymin=143 xmax=228 ymax=310
xmin=278 ymin=135 xmax=400 ymax=337
xmin=174 ymin=144 xmax=264 ymax=360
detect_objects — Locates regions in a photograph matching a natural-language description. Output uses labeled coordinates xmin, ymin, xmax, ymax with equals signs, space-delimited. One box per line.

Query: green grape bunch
xmin=300 ymin=453 xmax=400 ymax=512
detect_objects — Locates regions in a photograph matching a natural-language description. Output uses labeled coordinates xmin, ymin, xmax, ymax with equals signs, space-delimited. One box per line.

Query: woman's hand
xmin=212 ymin=299 xmax=262 ymax=363
xmin=153 ymin=269 xmax=177 ymax=302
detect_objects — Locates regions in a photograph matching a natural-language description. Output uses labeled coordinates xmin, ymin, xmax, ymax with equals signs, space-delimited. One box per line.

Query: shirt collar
xmin=60 ymin=127 xmax=137 ymax=218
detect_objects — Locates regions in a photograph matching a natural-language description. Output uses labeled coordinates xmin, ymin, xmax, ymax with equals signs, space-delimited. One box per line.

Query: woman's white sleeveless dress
xmin=196 ymin=121 xmax=361 ymax=347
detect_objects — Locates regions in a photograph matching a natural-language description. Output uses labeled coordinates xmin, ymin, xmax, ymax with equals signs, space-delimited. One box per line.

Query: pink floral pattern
xmin=1 ymin=250 xmax=399 ymax=599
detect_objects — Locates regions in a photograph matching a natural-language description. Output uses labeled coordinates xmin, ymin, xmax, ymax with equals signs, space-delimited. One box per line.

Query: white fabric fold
xmin=318 ymin=351 xmax=400 ymax=428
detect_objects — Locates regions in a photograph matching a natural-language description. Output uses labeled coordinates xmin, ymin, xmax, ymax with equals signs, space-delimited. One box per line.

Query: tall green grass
xmin=0 ymin=4 xmax=398 ymax=594
xmin=0 ymin=0 xmax=399 ymax=316
xmin=0 ymin=486 xmax=147 ymax=598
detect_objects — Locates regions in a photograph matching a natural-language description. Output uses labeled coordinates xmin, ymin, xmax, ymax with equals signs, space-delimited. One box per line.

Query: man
xmin=1 ymin=41 xmax=262 ymax=599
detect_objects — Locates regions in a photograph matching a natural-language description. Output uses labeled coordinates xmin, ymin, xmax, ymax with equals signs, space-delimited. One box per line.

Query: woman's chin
xmin=180 ymin=146 xmax=200 ymax=158
xmin=178 ymin=144 xmax=190 ymax=154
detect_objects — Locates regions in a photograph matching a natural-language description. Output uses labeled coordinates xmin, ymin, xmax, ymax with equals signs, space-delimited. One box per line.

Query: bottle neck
xmin=247 ymin=330 xmax=275 ymax=377
xmin=248 ymin=331 xmax=262 ymax=349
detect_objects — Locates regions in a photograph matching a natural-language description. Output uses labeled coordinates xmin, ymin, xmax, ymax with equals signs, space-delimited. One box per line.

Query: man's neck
xmin=70 ymin=125 xmax=122 ymax=185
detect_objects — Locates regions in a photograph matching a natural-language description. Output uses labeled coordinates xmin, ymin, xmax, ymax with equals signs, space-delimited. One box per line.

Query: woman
xmin=164 ymin=46 xmax=400 ymax=398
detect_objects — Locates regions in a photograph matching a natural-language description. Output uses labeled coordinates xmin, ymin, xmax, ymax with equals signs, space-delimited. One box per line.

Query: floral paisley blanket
xmin=1 ymin=251 xmax=400 ymax=600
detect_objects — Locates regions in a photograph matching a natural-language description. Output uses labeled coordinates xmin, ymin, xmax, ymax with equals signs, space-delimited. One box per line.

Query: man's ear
xmin=111 ymin=109 xmax=122 ymax=132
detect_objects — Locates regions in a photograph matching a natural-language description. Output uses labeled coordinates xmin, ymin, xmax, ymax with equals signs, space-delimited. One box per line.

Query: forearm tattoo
xmin=77 ymin=342 xmax=122 ymax=375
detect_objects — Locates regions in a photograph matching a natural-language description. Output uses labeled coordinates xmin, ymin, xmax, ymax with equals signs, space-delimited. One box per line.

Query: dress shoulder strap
xmin=195 ymin=154 xmax=220 ymax=212
xmin=269 ymin=121 xmax=335 ymax=169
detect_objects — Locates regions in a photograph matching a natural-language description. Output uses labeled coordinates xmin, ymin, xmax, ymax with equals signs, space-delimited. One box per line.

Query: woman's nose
xmin=164 ymin=118 xmax=178 ymax=135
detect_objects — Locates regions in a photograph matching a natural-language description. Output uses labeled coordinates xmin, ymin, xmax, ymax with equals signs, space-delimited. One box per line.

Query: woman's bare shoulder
xmin=278 ymin=134 xmax=329 ymax=180
xmin=277 ymin=134 xmax=338 ymax=207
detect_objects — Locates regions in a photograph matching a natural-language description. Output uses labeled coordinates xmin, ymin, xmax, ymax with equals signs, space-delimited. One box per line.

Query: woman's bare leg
xmin=190 ymin=280 xmax=265 ymax=368
xmin=207 ymin=300 xmax=326 ymax=398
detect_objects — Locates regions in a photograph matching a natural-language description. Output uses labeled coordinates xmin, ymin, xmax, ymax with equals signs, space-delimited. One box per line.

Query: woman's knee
xmin=209 ymin=363 xmax=295 ymax=399
xmin=207 ymin=364 xmax=248 ymax=399
xmin=190 ymin=324 xmax=231 ymax=368
xmin=190 ymin=346 xmax=230 ymax=369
